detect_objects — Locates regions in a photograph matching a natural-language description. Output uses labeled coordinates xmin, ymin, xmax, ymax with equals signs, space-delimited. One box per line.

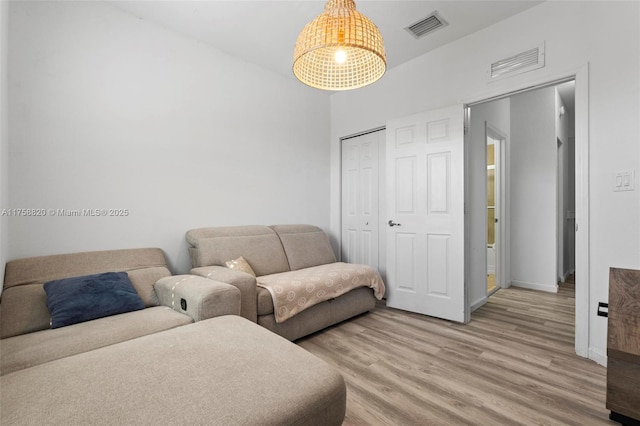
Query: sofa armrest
xmin=154 ymin=275 xmax=240 ymax=322
xmin=190 ymin=266 xmax=257 ymax=323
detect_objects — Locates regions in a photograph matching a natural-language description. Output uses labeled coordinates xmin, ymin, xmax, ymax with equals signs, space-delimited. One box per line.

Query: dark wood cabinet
xmin=607 ymin=267 xmax=640 ymax=424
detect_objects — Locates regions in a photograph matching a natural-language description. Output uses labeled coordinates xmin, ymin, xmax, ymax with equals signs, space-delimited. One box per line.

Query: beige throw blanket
xmin=257 ymin=262 xmax=385 ymax=324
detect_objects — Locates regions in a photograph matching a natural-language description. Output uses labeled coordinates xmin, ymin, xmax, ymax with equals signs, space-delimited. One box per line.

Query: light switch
xmin=613 ymin=169 xmax=636 ymax=192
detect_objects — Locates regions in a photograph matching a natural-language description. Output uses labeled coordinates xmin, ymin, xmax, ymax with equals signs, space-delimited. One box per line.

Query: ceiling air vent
xmin=405 ymin=12 xmax=448 ymax=39
xmin=489 ymin=42 xmax=545 ymax=81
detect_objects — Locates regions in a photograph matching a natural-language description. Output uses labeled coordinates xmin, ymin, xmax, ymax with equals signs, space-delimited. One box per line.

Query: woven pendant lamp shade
xmin=293 ymin=0 xmax=386 ymax=91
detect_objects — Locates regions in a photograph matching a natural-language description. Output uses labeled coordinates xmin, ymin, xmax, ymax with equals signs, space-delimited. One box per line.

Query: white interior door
xmin=341 ymin=131 xmax=381 ymax=269
xmin=486 ymin=140 xmax=496 ymax=276
xmin=486 ymin=127 xmax=504 ymax=292
xmin=386 ymin=105 xmax=466 ymax=322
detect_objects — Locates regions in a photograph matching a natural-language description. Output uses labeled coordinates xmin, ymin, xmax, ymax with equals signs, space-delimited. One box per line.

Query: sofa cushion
xmin=257 ymin=262 xmax=384 ymax=323
xmin=270 ymin=225 xmax=336 ymax=271
xmin=0 ymin=316 xmax=346 ymax=425
xmin=257 ymin=287 xmax=376 ymax=342
xmin=1 ymin=306 xmax=192 ymax=376
xmin=1 ymin=249 xmax=172 ymax=338
xmin=44 ymin=272 xmax=145 ymax=329
xmin=127 ymin=266 xmax=170 ymax=307
xmin=186 ymin=226 xmax=290 ymax=276
xmin=0 ymin=284 xmax=50 ymax=339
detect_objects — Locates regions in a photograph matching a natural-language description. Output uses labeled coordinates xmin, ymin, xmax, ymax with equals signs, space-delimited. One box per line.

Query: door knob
xmin=388 ymin=220 xmax=401 ymax=227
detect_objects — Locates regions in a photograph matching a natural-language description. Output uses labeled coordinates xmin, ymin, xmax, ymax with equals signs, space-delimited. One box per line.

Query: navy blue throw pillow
xmin=44 ymin=272 xmax=145 ymax=329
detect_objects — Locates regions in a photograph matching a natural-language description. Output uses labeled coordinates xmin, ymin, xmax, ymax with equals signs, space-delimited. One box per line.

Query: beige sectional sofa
xmin=187 ymin=224 xmax=384 ymax=341
xmin=0 ymin=248 xmax=241 ymax=375
xmin=0 ymin=248 xmax=347 ymax=425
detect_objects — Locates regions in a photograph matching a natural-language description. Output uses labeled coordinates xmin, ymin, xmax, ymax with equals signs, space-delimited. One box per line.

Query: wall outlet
xmin=613 ymin=169 xmax=636 ymax=192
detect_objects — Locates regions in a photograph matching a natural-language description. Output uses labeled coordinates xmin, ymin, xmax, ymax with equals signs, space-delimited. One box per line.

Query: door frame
xmin=485 ymin=122 xmax=507 ymax=295
xmin=556 ymin=137 xmax=564 ymax=284
xmin=464 ymin=64 xmax=590 ymax=358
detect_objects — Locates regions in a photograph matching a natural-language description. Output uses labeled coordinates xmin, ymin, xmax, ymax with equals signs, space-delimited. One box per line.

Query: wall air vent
xmin=405 ymin=12 xmax=448 ymax=39
xmin=489 ymin=42 xmax=545 ymax=81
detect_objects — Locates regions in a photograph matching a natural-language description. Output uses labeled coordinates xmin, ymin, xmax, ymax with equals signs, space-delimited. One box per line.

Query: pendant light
xmin=293 ymin=0 xmax=386 ymax=91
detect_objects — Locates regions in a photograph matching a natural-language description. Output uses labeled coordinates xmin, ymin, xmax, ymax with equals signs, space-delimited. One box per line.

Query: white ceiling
xmin=110 ymin=0 xmax=544 ymax=82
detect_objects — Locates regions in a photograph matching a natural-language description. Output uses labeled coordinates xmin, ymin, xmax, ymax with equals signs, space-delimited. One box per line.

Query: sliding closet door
xmin=341 ymin=130 xmax=382 ymax=270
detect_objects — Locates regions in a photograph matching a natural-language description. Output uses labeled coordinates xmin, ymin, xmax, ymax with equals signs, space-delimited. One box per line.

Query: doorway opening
xmin=466 ymin=76 xmax=582 ymax=350
xmin=486 ymin=125 xmax=505 ymax=296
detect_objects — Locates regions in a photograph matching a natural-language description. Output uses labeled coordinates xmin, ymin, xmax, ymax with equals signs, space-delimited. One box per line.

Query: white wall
xmin=330 ymin=1 xmax=640 ymax=364
xmin=468 ymin=98 xmax=510 ymax=311
xmin=510 ymin=87 xmax=557 ymax=292
xmin=0 ymin=0 xmax=9 ymax=293
xmin=7 ymin=1 xmax=331 ymax=275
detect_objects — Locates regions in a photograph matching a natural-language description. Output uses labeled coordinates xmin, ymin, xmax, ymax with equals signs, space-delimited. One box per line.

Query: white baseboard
xmin=560 ymin=270 xmax=573 ymax=283
xmin=510 ymin=280 xmax=558 ymax=293
xmin=470 ymin=296 xmax=487 ymax=312
xmin=589 ymin=347 xmax=607 ymax=367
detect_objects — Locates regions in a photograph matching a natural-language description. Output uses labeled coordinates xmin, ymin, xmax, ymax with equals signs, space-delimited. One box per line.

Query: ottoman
xmin=0 ymin=316 xmax=346 ymax=425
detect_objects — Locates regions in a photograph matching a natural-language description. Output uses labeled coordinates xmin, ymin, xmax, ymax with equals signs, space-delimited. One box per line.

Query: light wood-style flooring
xmin=297 ymin=282 xmax=614 ymax=425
